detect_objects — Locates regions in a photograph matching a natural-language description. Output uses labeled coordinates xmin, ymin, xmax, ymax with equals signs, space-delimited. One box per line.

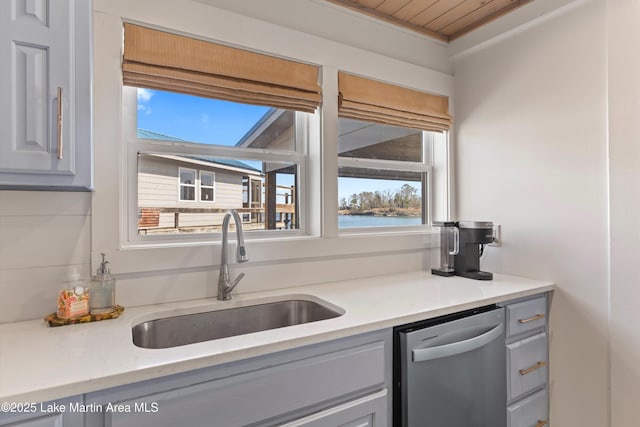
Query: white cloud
xmin=137 ymin=88 xmax=154 ymax=103
xmin=137 ymin=88 xmax=154 ymax=115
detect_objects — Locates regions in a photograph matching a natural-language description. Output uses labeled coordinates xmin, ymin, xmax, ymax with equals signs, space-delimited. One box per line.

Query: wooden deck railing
xmin=138 ymin=205 xmax=295 ymax=230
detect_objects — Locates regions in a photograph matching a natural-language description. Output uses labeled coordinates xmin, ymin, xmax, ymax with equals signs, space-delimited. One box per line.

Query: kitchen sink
xmin=132 ymin=298 xmax=344 ymax=349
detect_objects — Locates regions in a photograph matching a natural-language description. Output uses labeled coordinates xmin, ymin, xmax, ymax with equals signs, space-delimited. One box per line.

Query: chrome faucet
xmin=217 ymin=209 xmax=249 ymax=300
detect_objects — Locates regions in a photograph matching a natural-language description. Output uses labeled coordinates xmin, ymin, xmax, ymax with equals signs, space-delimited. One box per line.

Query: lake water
xmin=338 ymin=215 xmax=422 ymax=228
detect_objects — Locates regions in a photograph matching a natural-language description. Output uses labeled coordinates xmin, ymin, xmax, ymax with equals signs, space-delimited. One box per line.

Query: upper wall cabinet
xmin=0 ymin=0 xmax=92 ymax=190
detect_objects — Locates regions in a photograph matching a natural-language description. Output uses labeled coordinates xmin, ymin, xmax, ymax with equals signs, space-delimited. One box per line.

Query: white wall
xmin=607 ymin=0 xmax=640 ymax=425
xmin=0 ymin=192 xmax=91 ymax=322
xmin=453 ymin=1 xmax=609 ymax=426
xmin=192 ymin=0 xmax=451 ymax=74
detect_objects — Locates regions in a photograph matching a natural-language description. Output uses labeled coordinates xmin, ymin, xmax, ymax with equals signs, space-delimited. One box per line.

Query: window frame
xmin=122 ymin=86 xmax=316 ymax=246
xmin=337 ymin=130 xmax=435 ymax=235
xmin=178 ymin=167 xmax=197 ymax=202
xmin=92 ymin=11 xmax=455 ymax=278
xmin=199 ymin=170 xmax=216 ymax=203
xmin=91 ymin=22 xmax=455 ymax=280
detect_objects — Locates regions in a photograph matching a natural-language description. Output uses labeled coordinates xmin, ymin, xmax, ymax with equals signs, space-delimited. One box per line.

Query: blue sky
xmin=137 ymin=89 xmax=419 ymax=202
xmin=137 ymin=89 xmax=269 ymax=146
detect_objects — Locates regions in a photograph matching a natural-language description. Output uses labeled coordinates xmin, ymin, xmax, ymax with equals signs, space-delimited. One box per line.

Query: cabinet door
xmin=0 ymin=1 xmax=71 ymax=172
xmin=0 ymin=396 xmax=83 ymax=427
xmin=0 ymin=0 xmax=92 ymax=189
xmin=281 ymin=390 xmax=388 ymax=427
xmin=102 ymin=341 xmax=385 ymax=427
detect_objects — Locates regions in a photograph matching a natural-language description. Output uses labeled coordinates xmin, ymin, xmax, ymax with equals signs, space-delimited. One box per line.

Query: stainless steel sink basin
xmin=132 ymin=298 xmax=344 ymax=349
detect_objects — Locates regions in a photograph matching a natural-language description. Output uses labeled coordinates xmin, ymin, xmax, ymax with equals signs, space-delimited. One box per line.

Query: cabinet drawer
xmin=506 ymin=297 xmax=547 ymax=337
xmin=106 ymin=341 xmax=385 ymax=427
xmin=281 ymin=390 xmax=387 ymax=427
xmin=507 ymin=333 xmax=548 ymax=401
xmin=507 ymin=389 xmax=549 ymax=427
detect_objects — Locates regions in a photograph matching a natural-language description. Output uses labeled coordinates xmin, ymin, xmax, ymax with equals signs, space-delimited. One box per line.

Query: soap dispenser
xmin=90 ymin=253 xmax=116 ymax=314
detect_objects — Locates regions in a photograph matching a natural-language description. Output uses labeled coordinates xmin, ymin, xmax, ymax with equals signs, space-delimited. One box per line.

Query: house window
xmin=200 ymin=171 xmax=215 ymax=202
xmin=123 ymin=24 xmax=321 ymax=240
xmin=336 ymin=72 xmax=452 ymax=230
xmin=179 ymin=168 xmax=196 ymax=201
xmin=337 ymin=118 xmax=431 ymax=229
xmin=131 ymin=89 xmax=312 ymax=237
xmin=121 ymin=24 xmax=451 ymax=244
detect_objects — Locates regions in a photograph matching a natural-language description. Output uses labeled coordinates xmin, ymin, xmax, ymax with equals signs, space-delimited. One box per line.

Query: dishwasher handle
xmin=412 ymin=323 xmax=504 ymax=363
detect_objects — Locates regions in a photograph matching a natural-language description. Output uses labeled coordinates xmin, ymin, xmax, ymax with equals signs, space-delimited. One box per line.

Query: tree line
xmin=339 ymin=184 xmax=420 ymax=212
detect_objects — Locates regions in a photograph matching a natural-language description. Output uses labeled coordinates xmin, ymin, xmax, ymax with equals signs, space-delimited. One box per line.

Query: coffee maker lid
xmin=458 ymin=221 xmax=493 ymax=229
xmin=432 ymin=221 xmax=457 ymax=227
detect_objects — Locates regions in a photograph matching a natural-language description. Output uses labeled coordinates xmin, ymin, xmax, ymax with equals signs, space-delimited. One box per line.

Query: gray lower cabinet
xmin=0 ymin=396 xmax=84 ymax=427
xmin=502 ymin=294 xmax=550 ymax=427
xmin=0 ymin=0 xmax=92 ymax=190
xmin=85 ymin=330 xmax=392 ymax=427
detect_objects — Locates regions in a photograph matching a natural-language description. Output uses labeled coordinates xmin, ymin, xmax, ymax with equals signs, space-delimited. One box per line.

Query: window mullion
xmin=320 ymin=67 xmax=339 ymax=239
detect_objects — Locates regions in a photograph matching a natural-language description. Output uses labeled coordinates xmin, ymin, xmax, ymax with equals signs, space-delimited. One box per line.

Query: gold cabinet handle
xmin=57 ymin=87 xmax=63 ymax=160
xmin=535 ymin=420 xmax=548 ymax=427
xmin=518 ymin=313 xmax=545 ymax=324
xmin=519 ymin=361 xmax=547 ymax=375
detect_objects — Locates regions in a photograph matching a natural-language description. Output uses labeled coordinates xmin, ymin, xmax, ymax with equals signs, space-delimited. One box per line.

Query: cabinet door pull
xmin=535 ymin=420 xmax=548 ymax=427
xmin=57 ymin=87 xmax=63 ymax=159
xmin=518 ymin=313 xmax=545 ymax=324
xmin=519 ymin=361 xmax=547 ymax=375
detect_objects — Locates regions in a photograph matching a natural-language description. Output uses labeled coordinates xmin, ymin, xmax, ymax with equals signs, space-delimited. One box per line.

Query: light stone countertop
xmin=0 ymin=271 xmax=554 ymax=404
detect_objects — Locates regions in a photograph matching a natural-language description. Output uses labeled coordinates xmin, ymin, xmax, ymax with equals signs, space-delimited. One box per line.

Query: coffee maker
xmin=454 ymin=221 xmax=494 ymax=281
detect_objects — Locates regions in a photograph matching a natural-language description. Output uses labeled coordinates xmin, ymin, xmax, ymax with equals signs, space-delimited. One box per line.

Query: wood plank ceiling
xmin=325 ymin=0 xmax=535 ymax=42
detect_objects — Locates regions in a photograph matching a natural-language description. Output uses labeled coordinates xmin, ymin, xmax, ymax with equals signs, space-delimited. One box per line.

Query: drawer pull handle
xmin=518 ymin=313 xmax=545 ymax=324
xmin=535 ymin=420 xmax=548 ymax=427
xmin=57 ymin=87 xmax=63 ymax=160
xmin=519 ymin=361 xmax=547 ymax=375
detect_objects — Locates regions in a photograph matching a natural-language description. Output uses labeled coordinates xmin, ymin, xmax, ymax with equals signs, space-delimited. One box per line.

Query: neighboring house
xmin=136 ymin=129 xmax=263 ymax=232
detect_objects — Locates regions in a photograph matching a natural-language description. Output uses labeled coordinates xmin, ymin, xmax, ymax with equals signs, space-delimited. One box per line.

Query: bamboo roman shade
xmin=122 ymin=23 xmax=322 ymax=112
xmin=338 ymin=72 xmax=452 ymax=132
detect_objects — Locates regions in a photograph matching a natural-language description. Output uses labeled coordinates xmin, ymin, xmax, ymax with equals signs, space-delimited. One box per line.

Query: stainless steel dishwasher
xmin=394 ymin=305 xmax=506 ymax=427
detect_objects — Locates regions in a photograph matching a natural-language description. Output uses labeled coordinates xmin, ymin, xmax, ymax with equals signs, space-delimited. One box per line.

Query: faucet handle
xmin=225 ymin=272 xmax=245 ymax=297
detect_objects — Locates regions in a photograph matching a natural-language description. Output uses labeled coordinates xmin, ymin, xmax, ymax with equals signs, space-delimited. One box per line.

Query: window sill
xmin=105 ymin=229 xmax=437 ymax=276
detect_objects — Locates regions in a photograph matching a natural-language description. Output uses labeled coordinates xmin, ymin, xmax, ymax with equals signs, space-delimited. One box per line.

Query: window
xmin=337 ymin=118 xmax=431 ymax=229
xmin=179 ymin=168 xmax=196 ymax=201
xmin=123 ymin=24 xmax=321 ymax=240
xmin=200 ymin=171 xmax=215 ymax=202
xmin=131 ymin=89 xmax=313 ymax=237
xmin=336 ymin=72 xmax=452 ymax=230
xmin=121 ymin=23 xmax=451 ymax=246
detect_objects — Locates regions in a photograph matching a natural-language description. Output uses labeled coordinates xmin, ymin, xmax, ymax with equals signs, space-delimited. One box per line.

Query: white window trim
xmin=122 ymin=86 xmax=313 ymax=246
xmin=91 ymin=11 xmax=453 ymax=276
xmin=178 ymin=167 xmax=197 ymax=202
xmin=199 ymin=170 xmax=215 ymax=203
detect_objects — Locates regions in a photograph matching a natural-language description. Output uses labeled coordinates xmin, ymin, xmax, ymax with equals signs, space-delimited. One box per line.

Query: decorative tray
xmin=44 ymin=305 xmax=125 ymax=327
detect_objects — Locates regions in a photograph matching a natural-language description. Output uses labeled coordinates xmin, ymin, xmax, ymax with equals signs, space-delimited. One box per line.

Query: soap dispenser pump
xmin=90 ymin=253 xmax=116 ymax=314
